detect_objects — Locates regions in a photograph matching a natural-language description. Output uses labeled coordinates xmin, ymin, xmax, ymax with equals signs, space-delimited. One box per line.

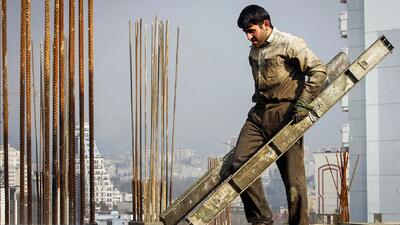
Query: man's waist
xmin=252 ymin=94 xmax=296 ymax=104
xmin=254 ymin=99 xmax=296 ymax=106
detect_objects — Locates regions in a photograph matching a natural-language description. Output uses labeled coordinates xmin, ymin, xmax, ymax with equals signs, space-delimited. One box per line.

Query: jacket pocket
xmin=261 ymin=57 xmax=285 ymax=79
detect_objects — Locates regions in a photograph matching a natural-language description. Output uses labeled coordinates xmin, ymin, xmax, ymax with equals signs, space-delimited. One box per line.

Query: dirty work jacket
xmin=248 ymin=28 xmax=327 ymax=104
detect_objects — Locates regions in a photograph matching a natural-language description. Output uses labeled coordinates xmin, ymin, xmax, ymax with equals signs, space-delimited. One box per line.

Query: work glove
xmin=293 ymin=99 xmax=314 ymax=123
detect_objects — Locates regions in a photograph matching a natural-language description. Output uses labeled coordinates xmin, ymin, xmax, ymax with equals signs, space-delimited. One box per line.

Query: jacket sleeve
xmin=287 ymin=37 xmax=327 ymax=103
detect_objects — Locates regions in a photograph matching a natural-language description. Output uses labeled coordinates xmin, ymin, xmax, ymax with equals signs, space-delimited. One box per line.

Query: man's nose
xmin=246 ymin=33 xmax=253 ymax=40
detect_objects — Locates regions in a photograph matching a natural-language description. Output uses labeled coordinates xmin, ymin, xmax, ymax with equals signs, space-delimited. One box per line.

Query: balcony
xmin=339 ymin=11 xmax=348 ymax=38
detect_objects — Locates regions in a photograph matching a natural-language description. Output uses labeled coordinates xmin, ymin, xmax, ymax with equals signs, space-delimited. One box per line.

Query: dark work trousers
xmin=230 ymin=102 xmax=308 ymax=225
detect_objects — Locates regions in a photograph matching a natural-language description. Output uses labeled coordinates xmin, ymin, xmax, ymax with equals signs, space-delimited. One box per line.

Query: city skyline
xmin=4 ymin=0 xmax=347 ymax=155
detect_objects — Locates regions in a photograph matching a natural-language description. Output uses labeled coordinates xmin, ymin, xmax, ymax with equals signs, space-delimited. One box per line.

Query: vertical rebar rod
xmin=128 ymin=20 xmax=136 ymax=222
xmin=38 ymin=33 xmax=44 ymax=225
xmin=160 ymin=21 xmax=165 ymax=213
xmin=135 ymin=20 xmax=140 ymax=222
xmin=139 ymin=18 xmax=143 ymax=221
xmin=88 ymin=0 xmax=95 ymax=223
xmin=133 ymin=21 xmax=139 ymax=221
xmin=169 ymin=27 xmax=180 ymax=204
xmin=33 ymin=40 xmax=41 ymax=225
xmin=58 ymin=0 xmax=67 ymax=223
xmin=78 ymin=0 xmax=85 ymax=223
xmin=149 ymin=22 xmax=155 ymax=221
xmin=43 ymin=0 xmax=51 ymax=224
xmin=160 ymin=21 xmax=167 ymax=212
xmin=39 ymin=40 xmax=44 ymax=225
xmin=1 ymin=0 xmax=9 ymax=224
xmin=25 ymin=1 xmax=32 ymax=223
xmin=68 ymin=0 xmax=76 ymax=223
xmin=155 ymin=21 xmax=161 ymax=217
xmin=52 ymin=0 xmax=60 ymax=223
xmin=19 ymin=0 xmax=27 ymax=223
xmin=143 ymin=23 xmax=148 ymax=222
xmin=164 ymin=20 xmax=169 ymax=207
xmin=339 ymin=151 xmax=349 ymax=222
xmin=150 ymin=20 xmax=158 ymax=221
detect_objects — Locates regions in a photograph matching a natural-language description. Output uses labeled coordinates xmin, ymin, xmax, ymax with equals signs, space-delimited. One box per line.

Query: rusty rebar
xmin=170 ymin=26 xmax=180 ymax=204
xmin=88 ymin=0 xmax=95 ymax=223
xmin=339 ymin=151 xmax=349 ymax=222
xmin=43 ymin=0 xmax=51 ymax=224
xmin=58 ymin=0 xmax=67 ymax=223
xmin=52 ymin=0 xmax=60 ymax=223
xmin=19 ymin=0 xmax=27 ymax=223
xmin=68 ymin=0 xmax=77 ymax=223
xmin=25 ymin=0 xmax=32 ymax=223
xmin=78 ymin=0 xmax=85 ymax=223
xmin=2 ymin=0 xmax=9 ymax=224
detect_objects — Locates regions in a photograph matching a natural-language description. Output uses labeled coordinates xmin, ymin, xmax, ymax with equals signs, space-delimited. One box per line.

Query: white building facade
xmin=0 ymin=145 xmax=25 ymax=188
xmin=76 ymin=123 xmax=122 ymax=211
xmin=341 ymin=0 xmax=400 ymax=222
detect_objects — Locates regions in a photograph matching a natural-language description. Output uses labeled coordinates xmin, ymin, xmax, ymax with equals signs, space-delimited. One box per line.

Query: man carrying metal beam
xmin=232 ymin=5 xmax=327 ymax=225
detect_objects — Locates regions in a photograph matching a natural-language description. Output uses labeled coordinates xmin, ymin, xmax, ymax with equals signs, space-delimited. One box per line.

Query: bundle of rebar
xmin=325 ymin=150 xmax=359 ymax=223
xmin=129 ymin=17 xmax=181 ymax=223
xmin=0 ymin=1 xmax=95 ymax=224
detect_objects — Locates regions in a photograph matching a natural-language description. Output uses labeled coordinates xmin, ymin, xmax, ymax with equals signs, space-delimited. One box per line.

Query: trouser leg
xmin=230 ymin=118 xmax=273 ymax=225
xmin=276 ymin=138 xmax=308 ymax=225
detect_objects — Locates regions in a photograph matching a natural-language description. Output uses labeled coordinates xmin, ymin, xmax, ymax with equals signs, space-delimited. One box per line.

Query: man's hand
xmin=293 ymin=99 xmax=314 ymax=123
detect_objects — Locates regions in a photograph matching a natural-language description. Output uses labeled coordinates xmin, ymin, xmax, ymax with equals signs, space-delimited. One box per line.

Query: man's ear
xmin=262 ymin=20 xmax=271 ymax=30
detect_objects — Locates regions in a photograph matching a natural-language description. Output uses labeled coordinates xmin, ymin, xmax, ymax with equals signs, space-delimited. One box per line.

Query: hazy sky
xmin=5 ymin=0 xmax=348 ymax=156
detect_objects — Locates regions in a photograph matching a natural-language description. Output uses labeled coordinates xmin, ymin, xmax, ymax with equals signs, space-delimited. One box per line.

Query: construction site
xmin=0 ymin=1 xmax=399 ymax=225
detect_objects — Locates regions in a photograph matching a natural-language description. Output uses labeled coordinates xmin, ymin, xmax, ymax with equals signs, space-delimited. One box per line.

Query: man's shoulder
xmin=275 ymin=29 xmax=303 ymax=44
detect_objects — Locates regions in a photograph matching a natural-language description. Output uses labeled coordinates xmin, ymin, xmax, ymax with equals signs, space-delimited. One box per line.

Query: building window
xmin=339 ymin=11 xmax=347 ymax=38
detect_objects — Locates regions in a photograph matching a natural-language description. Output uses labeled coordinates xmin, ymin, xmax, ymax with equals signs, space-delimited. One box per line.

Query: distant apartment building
xmin=75 ymin=123 xmax=122 ymax=211
xmin=0 ymin=145 xmax=27 ymax=188
xmin=174 ymin=148 xmax=194 ymax=162
xmin=339 ymin=0 xmax=400 ymax=222
xmin=0 ymin=146 xmax=30 ymax=225
xmin=0 ymin=187 xmax=18 ymax=225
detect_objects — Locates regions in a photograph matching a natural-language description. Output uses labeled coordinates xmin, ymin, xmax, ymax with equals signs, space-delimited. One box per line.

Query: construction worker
xmin=230 ymin=5 xmax=327 ymax=225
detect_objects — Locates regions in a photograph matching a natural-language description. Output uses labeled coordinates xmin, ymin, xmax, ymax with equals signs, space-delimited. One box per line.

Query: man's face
xmin=243 ymin=22 xmax=270 ymax=47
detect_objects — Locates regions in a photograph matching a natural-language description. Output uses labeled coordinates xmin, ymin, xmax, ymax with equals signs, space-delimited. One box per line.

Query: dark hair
xmin=237 ymin=5 xmax=273 ymax=29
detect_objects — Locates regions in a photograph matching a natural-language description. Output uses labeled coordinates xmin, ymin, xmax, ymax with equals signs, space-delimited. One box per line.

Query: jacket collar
xmin=253 ymin=27 xmax=278 ymax=49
